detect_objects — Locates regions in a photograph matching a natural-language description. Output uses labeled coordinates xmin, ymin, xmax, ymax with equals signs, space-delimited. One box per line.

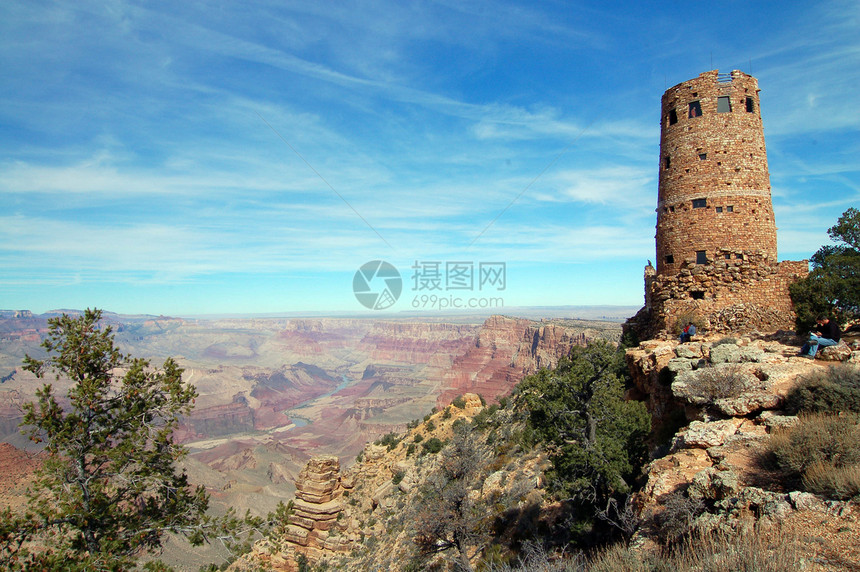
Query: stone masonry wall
xmin=645 ymin=254 xmax=808 ymax=335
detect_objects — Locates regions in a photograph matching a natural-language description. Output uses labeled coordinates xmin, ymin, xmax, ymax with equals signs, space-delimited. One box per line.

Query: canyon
xmin=0 ymin=309 xmax=626 ymax=523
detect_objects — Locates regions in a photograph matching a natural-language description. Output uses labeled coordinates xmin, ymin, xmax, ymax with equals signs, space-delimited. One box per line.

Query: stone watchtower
xmin=631 ymin=70 xmax=808 ymax=337
xmin=656 ymin=70 xmax=776 ymax=276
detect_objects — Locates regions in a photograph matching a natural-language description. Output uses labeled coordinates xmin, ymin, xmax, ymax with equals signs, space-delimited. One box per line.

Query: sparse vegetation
xmin=452 ymin=395 xmax=467 ymax=409
xmin=711 ymin=336 xmax=739 ymax=347
xmin=802 ymin=460 xmax=860 ymax=501
xmin=652 ymin=491 xmax=706 ymax=545
xmin=686 ymin=363 xmax=748 ymax=401
xmin=484 ymin=524 xmax=806 ymax=571
xmin=784 ymin=364 xmax=860 ymax=414
xmin=375 ymin=432 xmax=402 ymax=451
xmin=414 ymin=423 xmax=492 ymax=572
xmin=768 ymin=413 xmax=860 ymax=499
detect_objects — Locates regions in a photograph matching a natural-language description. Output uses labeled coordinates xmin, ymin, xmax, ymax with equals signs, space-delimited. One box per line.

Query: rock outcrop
xmin=231 ymin=394 xmax=550 ymax=571
xmin=625 ymin=332 xmax=859 ymax=442
xmin=232 ymin=456 xmax=353 ymax=571
xmin=628 ymin=333 xmax=860 ymax=559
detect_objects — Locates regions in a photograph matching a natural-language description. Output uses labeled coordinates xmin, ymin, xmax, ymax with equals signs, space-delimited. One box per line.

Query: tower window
xmin=664 ymin=155 xmax=671 ymax=170
xmin=726 ymin=205 xmax=734 ymax=212
xmin=745 ymin=97 xmax=755 ymax=113
xmin=716 ymin=206 xmax=723 ymax=213
xmin=665 ymin=254 xmax=674 ymax=264
xmin=689 ymin=101 xmax=702 ymax=118
xmin=717 ymin=96 xmax=732 ymax=113
xmin=690 ymin=291 xmax=705 ymax=300
xmin=668 ymin=108 xmax=678 ymax=125
xmin=692 ymin=198 xmax=707 ymax=208
xmin=724 ymin=253 xmax=731 ymax=259
xmin=696 ymin=250 xmax=707 ymax=264
xmin=699 ymin=153 xmax=707 ymax=160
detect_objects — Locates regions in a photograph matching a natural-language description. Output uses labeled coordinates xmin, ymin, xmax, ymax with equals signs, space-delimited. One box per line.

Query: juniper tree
xmin=790 ymin=207 xmax=860 ymax=332
xmin=514 ymin=340 xmax=650 ymax=541
xmin=0 ymin=309 xmax=209 ymax=570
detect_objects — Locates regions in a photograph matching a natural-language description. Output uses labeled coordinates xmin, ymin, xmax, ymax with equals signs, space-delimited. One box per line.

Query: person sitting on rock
xmin=679 ymin=322 xmax=696 ymax=343
xmin=800 ymin=315 xmax=841 ymax=359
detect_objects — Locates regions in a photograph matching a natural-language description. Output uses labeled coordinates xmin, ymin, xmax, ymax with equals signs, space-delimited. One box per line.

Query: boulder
xmin=818 ymin=342 xmax=852 ymax=361
xmin=672 ymin=419 xmax=743 ymax=450
xmin=667 ymin=358 xmax=693 ymax=373
xmin=675 ymin=344 xmax=703 ymax=359
xmin=710 ymin=344 xmax=741 ymax=364
xmin=688 ymin=467 xmax=740 ymax=501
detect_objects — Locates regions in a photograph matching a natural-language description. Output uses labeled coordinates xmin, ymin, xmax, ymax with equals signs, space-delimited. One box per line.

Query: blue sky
xmin=1 ymin=1 xmax=858 ymax=316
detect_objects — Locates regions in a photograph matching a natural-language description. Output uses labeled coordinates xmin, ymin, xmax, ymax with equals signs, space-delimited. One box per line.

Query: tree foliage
xmin=790 ymin=207 xmax=860 ymax=332
xmin=513 ymin=341 xmax=650 ymax=538
xmin=1 ymin=309 xmax=209 ymax=570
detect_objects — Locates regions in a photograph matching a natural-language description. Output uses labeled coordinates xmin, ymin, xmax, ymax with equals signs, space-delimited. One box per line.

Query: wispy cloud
xmin=1 ymin=0 xmax=857 ymax=313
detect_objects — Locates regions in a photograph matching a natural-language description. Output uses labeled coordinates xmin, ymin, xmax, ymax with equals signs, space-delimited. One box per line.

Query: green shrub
xmin=472 ymin=404 xmax=500 ymax=430
xmin=789 ymin=208 xmax=860 ymax=332
xmin=413 ymin=433 xmax=424 ymax=443
xmin=375 ymin=432 xmax=402 ymax=451
xmin=421 ymin=437 xmax=445 ymax=455
xmin=392 ymin=470 xmax=405 ymax=485
xmin=442 ymin=406 xmax=452 ymax=419
xmin=785 ymin=364 xmax=860 ymax=414
xmin=452 ymin=395 xmax=467 ymax=409
xmin=424 ymin=420 xmax=436 ymax=432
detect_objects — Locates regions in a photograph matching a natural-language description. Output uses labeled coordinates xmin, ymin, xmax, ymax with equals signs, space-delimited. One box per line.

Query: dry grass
xmin=687 ymin=364 xmax=748 ymax=401
xmin=769 ymin=413 xmax=860 ymax=499
xmin=803 ymin=461 xmax=860 ymax=501
xmin=483 ymin=523 xmax=807 ymax=572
